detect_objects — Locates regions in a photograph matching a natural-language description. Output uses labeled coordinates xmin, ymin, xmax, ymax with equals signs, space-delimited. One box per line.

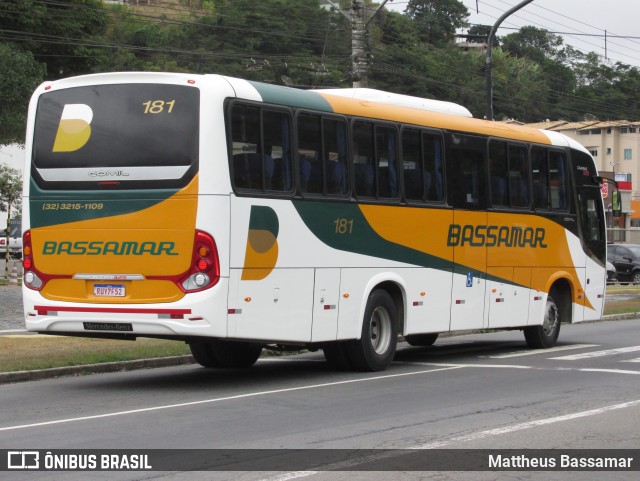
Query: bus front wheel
xmin=347 ymin=289 xmax=397 ymax=371
xmin=524 ymin=294 xmax=561 ymax=348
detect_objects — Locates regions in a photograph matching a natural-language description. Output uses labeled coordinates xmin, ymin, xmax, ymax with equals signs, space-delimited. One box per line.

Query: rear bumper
xmin=23 ymin=277 xmax=230 ymax=340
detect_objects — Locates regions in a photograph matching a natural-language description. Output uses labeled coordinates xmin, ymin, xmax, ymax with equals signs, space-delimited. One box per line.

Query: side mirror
xmin=611 ymin=189 xmax=622 ymax=218
xmin=596 ymin=176 xmax=622 ymax=217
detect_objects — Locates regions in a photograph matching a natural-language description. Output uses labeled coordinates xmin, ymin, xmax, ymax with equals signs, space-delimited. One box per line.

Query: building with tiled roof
xmin=525 ymin=119 xmax=640 ymax=237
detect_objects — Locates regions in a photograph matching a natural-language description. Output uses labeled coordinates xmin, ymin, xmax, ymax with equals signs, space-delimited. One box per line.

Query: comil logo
xmin=8 ymin=451 xmax=40 ymax=470
xmin=53 ymin=104 xmax=93 ymax=152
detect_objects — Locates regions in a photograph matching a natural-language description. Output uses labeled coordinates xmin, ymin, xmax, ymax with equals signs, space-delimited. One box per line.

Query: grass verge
xmin=0 ymin=336 xmax=191 ymax=373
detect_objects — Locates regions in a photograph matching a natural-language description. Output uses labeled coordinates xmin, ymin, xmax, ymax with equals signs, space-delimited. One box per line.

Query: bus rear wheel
xmin=405 ymin=333 xmax=439 ymax=347
xmin=189 ymin=340 xmax=220 ymax=368
xmin=524 ymin=294 xmax=561 ymax=348
xmin=347 ymin=289 xmax=397 ymax=371
xmin=189 ymin=340 xmax=262 ymax=368
xmin=323 ymin=342 xmax=353 ymax=370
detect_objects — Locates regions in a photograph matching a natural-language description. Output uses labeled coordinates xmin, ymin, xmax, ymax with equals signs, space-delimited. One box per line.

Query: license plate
xmin=93 ymin=284 xmax=125 ymax=297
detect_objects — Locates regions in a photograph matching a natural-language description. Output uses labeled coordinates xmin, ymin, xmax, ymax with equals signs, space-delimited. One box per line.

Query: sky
xmin=3 ymin=2 xmax=639 ymax=196
xmin=385 ymin=0 xmax=640 ymax=69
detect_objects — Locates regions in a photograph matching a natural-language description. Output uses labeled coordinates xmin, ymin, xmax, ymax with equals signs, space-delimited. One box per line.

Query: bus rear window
xmin=32 ymin=83 xmax=199 ymax=190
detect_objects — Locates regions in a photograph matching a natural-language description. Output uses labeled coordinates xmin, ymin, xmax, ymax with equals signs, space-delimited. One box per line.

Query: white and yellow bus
xmin=22 ymin=72 xmax=614 ymax=371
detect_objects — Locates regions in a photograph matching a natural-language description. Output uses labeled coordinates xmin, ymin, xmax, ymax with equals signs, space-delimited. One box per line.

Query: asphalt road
xmin=0 ymin=285 xmax=23 ymax=332
xmin=1 ymin=319 xmax=639 ymax=480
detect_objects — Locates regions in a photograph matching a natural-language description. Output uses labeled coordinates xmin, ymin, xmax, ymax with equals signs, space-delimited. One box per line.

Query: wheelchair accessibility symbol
xmin=466 ymin=272 xmax=473 ymax=287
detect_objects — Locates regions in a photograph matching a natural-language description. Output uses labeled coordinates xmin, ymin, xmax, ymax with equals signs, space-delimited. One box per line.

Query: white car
xmin=0 ymin=236 xmax=22 ymax=259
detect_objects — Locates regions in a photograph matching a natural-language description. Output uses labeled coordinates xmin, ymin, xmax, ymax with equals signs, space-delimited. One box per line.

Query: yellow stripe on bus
xmin=359 ymin=204 xmax=594 ymax=310
xmin=318 ymin=93 xmax=552 ymax=144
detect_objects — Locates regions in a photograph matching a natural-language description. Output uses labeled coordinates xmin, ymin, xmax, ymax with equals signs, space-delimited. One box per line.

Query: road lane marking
xmin=482 ymin=344 xmax=598 ymax=359
xmin=550 ymin=345 xmax=640 ymax=360
xmin=260 ymin=398 xmax=640 ymax=481
xmin=0 ymin=366 xmax=463 ymax=432
xmin=414 ymin=398 xmax=640 ymax=448
xmin=622 ymin=357 xmax=640 ymax=363
xmin=574 ymin=368 xmax=640 ymax=375
xmin=396 ymin=361 xmax=640 ymax=376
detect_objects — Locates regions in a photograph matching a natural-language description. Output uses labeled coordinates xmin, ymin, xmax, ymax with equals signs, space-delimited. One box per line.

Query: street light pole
xmin=485 ymin=0 xmax=535 ymax=120
xmin=610 ymin=161 xmax=621 ymax=176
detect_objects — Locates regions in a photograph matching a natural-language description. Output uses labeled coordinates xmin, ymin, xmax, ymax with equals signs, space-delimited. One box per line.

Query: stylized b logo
xmin=53 ymin=104 xmax=93 ymax=152
xmin=242 ymin=206 xmax=279 ymax=281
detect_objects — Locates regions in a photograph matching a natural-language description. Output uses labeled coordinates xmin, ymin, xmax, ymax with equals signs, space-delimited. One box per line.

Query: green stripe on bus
xmin=28 ymin=179 xmax=179 ymax=228
xmin=292 ymin=200 xmax=522 ymax=287
xmin=292 ymin=200 xmax=452 ymax=270
xmin=248 ymin=81 xmax=334 ymax=112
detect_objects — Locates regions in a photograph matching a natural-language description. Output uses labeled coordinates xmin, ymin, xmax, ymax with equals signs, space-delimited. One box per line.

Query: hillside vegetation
xmin=2 ymin=0 xmax=640 ymax=144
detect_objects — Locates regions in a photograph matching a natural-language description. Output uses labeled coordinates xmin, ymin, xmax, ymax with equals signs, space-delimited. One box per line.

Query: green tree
xmin=501 ymin=26 xmax=564 ymax=64
xmin=0 ymin=42 xmax=45 ymax=144
xmin=0 ymin=0 xmax=110 ymax=79
xmin=466 ymin=24 xmax=491 ymax=45
xmin=0 ymin=163 xmax=22 ymax=219
xmin=404 ymin=0 xmax=469 ymax=46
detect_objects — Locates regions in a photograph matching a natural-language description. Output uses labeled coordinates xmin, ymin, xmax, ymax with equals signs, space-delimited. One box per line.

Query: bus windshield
xmin=32 ymin=83 xmax=199 ymax=190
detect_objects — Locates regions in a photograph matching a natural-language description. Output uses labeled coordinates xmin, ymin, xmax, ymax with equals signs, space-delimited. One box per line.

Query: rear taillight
xmin=179 ymin=230 xmax=220 ymax=292
xmin=22 ymin=230 xmax=45 ymax=290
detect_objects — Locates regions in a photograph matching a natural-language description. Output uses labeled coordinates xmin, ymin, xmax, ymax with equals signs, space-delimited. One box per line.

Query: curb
xmin=0 ymin=355 xmax=195 ymax=384
xmin=602 ymin=312 xmax=640 ymax=321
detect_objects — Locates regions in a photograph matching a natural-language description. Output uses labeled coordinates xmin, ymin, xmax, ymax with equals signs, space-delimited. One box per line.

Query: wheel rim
xmin=369 ymin=306 xmax=392 ymax=355
xmin=543 ymin=299 xmax=559 ymax=336
xmin=634 ymin=274 xmax=640 ymax=284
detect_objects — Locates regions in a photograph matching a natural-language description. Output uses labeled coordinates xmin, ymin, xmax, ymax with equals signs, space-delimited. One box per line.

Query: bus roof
xmin=312 ymin=88 xmax=473 ymax=118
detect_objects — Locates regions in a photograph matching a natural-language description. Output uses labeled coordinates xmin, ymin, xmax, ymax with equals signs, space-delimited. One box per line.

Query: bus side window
xmin=230 ymin=104 xmax=291 ymax=193
xmin=263 ymin=110 xmax=292 ymax=192
xmin=297 ymin=114 xmax=322 ymax=195
xmin=402 ymin=129 xmax=444 ymax=202
xmin=447 ymin=134 xmax=486 ymax=209
xmin=423 ymin=132 xmax=443 ymax=201
xmin=323 ymin=118 xmax=348 ymax=195
xmin=531 ymin=147 xmax=549 ymax=210
xmin=402 ymin=129 xmax=422 ymax=201
xmin=230 ymin=104 xmax=261 ymax=190
xmin=297 ymin=114 xmax=349 ymax=196
xmin=353 ymin=121 xmax=375 ymax=197
xmin=549 ymin=151 xmax=569 ymax=210
xmin=489 ymin=141 xmax=508 ymax=207
xmin=508 ymin=144 xmax=529 ymax=208
xmin=376 ymin=126 xmax=398 ymax=199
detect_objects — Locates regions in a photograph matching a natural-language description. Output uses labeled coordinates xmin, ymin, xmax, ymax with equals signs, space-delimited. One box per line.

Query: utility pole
xmin=326 ymin=0 xmax=390 ymax=87
xmin=485 ymin=0 xmax=534 ymax=120
xmin=4 ymin=184 xmax=11 ymax=279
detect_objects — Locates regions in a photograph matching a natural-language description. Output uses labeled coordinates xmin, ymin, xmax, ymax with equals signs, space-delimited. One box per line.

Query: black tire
xmin=347 ymin=289 xmax=397 ymax=371
xmin=189 ymin=340 xmax=262 ymax=368
xmin=633 ymin=271 xmax=640 ymax=285
xmin=524 ymin=294 xmax=561 ymax=348
xmin=189 ymin=340 xmax=221 ymax=368
xmin=210 ymin=340 xmax=262 ymax=368
xmin=322 ymin=342 xmax=353 ymax=370
xmin=405 ymin=333 xmax=439 ymax=347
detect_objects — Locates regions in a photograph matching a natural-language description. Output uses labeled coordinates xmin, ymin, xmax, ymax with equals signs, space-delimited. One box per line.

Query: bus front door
xmin=450 ymin=211 xmax=487 ymax=331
